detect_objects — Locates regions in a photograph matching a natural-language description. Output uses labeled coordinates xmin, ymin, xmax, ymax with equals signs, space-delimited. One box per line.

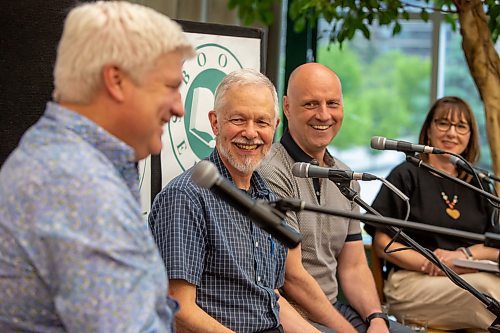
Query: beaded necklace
xmin=440 ymin=191 xmax=460 ymax=219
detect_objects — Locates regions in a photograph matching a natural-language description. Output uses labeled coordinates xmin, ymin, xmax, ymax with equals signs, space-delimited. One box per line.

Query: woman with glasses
xmin=367 ymin=96 xmax=499 ymax=331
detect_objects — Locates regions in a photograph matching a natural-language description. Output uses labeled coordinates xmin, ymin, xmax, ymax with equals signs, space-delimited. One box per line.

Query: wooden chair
xmin=364 ymin=243 xmax=385 ymax=303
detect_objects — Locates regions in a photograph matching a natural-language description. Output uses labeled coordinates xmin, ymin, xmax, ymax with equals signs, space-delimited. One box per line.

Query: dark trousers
xmin=257 ymin=324 xmax=284 ymax=333
xmin=312 ymin=302 xmax=414 ymax=333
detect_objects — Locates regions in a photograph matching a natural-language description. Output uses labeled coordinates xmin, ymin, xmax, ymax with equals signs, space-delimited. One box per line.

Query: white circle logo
xmin=168 ymin=43 xmax=243 ymax=171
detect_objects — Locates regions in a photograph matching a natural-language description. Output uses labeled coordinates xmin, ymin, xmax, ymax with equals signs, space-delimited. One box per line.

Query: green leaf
xmin=443 ymin=13 xmax=458 ymax=31
xmin=347 ymin=26 xmax=356 ymax=39
xmin=227 ymin=0 xmax=237 ymax=10
xmin=289 ymin=0 xmax=300 ymax=19
xmin=227 ymin=0 xmax=497 ymax=45
xmin=337 ymin=28 xmax=346 ymax=43
xmin=323 ymin=5 xmax=337 ymax=23
xmin=360 ymin=24 xmax=370 ymax=39
xmin=420 ymin=9 xmax=430 ymax=22
xmin=294 ymin=16 xmax=306 ymax=32
xmin=379 ymin=11 xmax=390 ymax=25
xmin=392 ymin=22 xmax=401 ymax=36
xmin=367 ymin=12 xmax=374 ymax=24
xmin=487 ymin=4 xmax=500 ymax=42
xmin=243 ymin=11 xmax=255 ymax=25
xmin=261 ymin=11 xmax=274 ymax=25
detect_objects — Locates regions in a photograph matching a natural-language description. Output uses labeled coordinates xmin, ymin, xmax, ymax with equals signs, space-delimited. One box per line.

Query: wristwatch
xmin=458 ymin=246 xmax=473 ymax=259
xmin=366 ymin=312 xmax=390 ymax=328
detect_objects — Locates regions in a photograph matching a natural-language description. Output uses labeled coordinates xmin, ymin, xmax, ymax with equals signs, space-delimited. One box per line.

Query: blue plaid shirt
xmin=0 ymin=102 xmax=176 ymax=333
xmin=149 ymin=150 xmax=287 ymax=333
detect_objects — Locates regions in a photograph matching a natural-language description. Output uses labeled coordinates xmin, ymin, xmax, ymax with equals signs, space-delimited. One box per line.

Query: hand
xmin=421 ymin=248 xmax=477 ymax=275
xmin=367 ymin=317 xmax=389 ymax=333
xmin=420 ymin=257 xmax=443 ymax=276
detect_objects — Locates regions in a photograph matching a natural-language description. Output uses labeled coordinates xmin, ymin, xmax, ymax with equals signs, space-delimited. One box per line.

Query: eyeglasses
xmin=433 ymin=119 xmax=470 ymax=134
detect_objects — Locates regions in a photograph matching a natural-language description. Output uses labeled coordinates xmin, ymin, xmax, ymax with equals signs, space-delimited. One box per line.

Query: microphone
xmin=449 ymin=155 xmax=493 ymax=182
xmin=191 ymin=160 xmax=302 ymax=248
xmin=371 ymin=136 xmax=445 ymax=154
xmin=292 ymin=162 xmax=377 ymax=181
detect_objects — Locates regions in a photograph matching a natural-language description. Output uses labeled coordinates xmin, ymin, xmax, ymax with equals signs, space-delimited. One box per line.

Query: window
xmin=317 ymin=19 xmax=432 ymax=208
xmin=442 ymin=24 xmax=491 ymax=168
xmin=314 ymin=15 xmax=493 ymax=243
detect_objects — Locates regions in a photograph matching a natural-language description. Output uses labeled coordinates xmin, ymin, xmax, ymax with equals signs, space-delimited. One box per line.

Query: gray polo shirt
xmin=259 ymin=134 xmax=362 ymax=303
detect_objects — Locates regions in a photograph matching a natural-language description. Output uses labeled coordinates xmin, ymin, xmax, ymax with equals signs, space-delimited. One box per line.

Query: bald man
xmin=260 ymin=63 xmax=411 ymax=333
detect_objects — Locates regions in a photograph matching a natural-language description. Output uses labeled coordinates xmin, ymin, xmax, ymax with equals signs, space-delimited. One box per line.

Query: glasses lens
xmin=434 ymin=119 xmax=469 ymax=134
xmin=435 ymin=119 xmax=450 ymax=131
xmin=456 ymin=123 xmax=470 ymax=134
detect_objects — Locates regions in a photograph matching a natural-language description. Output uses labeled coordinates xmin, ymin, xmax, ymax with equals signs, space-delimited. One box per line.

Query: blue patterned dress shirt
xmin=149 ymin=150 xmax=288 ymax=333
xmin=0 ymin=102 xmax=176 ymax=333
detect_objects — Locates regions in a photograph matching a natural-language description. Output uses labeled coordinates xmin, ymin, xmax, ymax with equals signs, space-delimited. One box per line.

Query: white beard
xmin=217 ymin=138 xmax=270 ymax=174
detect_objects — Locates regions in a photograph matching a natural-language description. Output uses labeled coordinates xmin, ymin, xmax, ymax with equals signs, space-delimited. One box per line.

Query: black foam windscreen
xmin=0 ymin=1 xmax=86 ymax=166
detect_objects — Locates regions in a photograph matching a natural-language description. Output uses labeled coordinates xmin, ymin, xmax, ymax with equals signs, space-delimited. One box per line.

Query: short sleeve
xmin=149 ymin=185 xmax=206 ymax=285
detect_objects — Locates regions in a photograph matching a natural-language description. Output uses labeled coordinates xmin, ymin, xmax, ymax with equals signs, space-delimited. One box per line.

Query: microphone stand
xmin=489 ymin=174 xmax=500 ymax=183
xmin=407 ymin=154 xmax=500 ymax=238
xmin=406 ymin=154 xmax=500 ymax=204
xmin=478 ymin=168 xmax=500 ymax=183
xmin=272 ymin=194 xmax=500 ymax=332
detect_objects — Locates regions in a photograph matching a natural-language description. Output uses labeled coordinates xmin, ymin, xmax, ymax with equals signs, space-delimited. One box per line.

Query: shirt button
xmin=255 ymin=241 xmax=259 ymax=247
xmin=257 ymin=276 xmax=261 ymax=282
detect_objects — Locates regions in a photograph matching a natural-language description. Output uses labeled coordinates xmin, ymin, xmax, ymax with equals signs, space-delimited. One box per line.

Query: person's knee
xmin=470 ymin=274 xmax=499 ymax=295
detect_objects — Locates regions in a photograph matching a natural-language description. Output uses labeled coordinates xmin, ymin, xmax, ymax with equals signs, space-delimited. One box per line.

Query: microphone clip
xmin=270 ymin=198 xmax=306 ymax=213
xmin=334 ymin=181 xmax=359 ymax=201
xmin=405 ymin=153 xmax=423 ymax=167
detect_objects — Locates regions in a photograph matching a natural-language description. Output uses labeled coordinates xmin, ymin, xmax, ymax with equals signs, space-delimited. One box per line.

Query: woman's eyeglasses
xmin=433 ymin=119 xmax=470 ymax=134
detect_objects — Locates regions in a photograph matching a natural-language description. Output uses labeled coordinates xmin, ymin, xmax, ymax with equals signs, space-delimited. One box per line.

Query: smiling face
xmin=120 ymin=50 xmax=185 ymax=160
xmin=428 ymin=108 xmax=471 ymax=156
xmin=419 ymin=96 xmax=481 ymax=168
xmin=209 ymin=84 xmax=277 ymax=177
xmin=284 ymin=63 xmax=343 ymax=163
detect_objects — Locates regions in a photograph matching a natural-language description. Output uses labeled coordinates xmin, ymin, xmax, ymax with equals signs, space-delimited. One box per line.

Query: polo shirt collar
xmin=280 ymin=129 xmax=335 ymax=167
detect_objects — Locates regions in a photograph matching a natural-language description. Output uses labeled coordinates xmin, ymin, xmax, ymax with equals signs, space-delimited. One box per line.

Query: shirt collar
xmin=46 ymin=102 xmax=136 ymax=164
xmin=280 ymin=129 xmax=335 ymax=167
xmin=45 ymin=102 xmax=139 ymax=198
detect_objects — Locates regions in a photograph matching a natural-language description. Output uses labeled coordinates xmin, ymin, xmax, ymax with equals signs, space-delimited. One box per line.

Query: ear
xmin=283 ymin=95 xmax=290 ymax=119
xmin=102 ymin=65 xmax=126 ymax=102
xmin=208 ymin=110 xmax=219 ymax=136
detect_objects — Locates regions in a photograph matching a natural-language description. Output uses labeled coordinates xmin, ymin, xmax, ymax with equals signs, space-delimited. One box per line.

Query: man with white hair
xmin=149 ymin=69 xmax=323 ymax=333
xmin=0 ymin=2 xmax=193 ymax=332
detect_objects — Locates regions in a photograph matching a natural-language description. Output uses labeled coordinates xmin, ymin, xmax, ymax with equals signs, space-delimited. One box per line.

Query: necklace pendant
xmin=446 ymin=208 xmax=460 ymax=220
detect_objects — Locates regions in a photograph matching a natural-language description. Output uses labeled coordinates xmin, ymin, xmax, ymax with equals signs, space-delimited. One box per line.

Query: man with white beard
xmin=149 ymin=69 xmax=323 ymax=333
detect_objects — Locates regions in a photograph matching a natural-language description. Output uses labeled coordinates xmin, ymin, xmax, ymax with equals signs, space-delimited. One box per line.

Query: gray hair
xmin=214 ymin=68 xmax=279 ymax=120
xmin=53 ymin=1 xmax=194 ymax=103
